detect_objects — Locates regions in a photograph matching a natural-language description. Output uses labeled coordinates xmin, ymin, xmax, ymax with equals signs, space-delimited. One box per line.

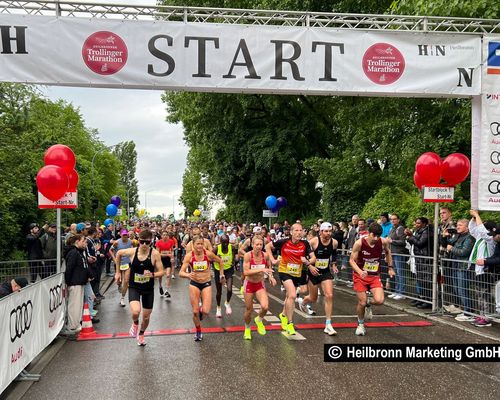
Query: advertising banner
xmin=0 ymin=15 xmax=481 ymax=96
xmin=475 ymin=37 xmax=500 ymax=210
xmin=0 ymin=274 xmax=65 ymax=394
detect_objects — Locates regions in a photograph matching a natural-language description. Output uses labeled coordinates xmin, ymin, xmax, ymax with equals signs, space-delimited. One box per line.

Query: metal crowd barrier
xmin=0 ymin=258 xmax=58 ymax=283
xmin=335 ymin=249 xmax=500 ymax=322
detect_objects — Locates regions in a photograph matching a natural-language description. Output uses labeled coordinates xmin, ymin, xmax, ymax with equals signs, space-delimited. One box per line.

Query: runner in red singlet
xmin=349 ymin=222 xmax=395 ymax=336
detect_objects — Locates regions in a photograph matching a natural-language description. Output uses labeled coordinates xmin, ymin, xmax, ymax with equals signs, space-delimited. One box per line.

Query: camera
xmin=446 ymin=228 xmax=457 ymax=235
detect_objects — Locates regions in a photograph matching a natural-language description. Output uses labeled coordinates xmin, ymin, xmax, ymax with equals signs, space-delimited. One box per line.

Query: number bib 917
xmin=193 ymin=261 xmax=208 ymax=272
xmin=316 ymin=259 xmax=329 ymax=269
xmin=363 ymin=261 xmax=379 ymax=273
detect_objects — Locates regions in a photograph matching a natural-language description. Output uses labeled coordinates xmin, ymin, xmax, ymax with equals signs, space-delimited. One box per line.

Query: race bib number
xmin=316 ymin=259 xmax=329 ymax=269
xmin=251 ymin=263 xmax=265 ymax=270
xmin=134 ymin=273 xmax=150 ymax=283
xmin=119 ymin=264 xmax=129 ymax=271
xmin=364 ymin=261 xmax=379 ymax=273
xmin=286 ymin=263 xmax=301 ymax=276
xmin=193 ymin=261 xmax=208 ymax=271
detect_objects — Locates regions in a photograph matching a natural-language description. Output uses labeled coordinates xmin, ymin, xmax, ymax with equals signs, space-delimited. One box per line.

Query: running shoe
xmin=355 ymin=323 xmax=366 ymax=336
xmin=91 ymin=310 xmax=98 ymax=317
xmin=286 ymin=323 xmax=297 ymax=335
xmin=159 ymin=287 xmax=164 ymax=297
xmin=194 ymin=331 xmax=203 ymax=342
xmin=216 ymin=307 xmax=222 ymax=318
xmin=388 ymin=293 xmax=396 ymax=298
xmin=364 ymin=305 xmax=373 ymax=321
xmin=171 ymin=274 xmax=175 ymax=279
xmin=120 ymin=297 xmax=126 ymax=307
xmin=280 ymin=285 xmax=285 ymax=292
xmin=225 ymin=302 xmax=232 ymax=315
xmin=324 ymin=324 xmax=337 ymax=336
xmin=306 ymin=304 xmax=316 ymax=315
xmin=137 ymin=334 xmax=146 ymax=346
xmin=199 ymin=307 xmax=204 ymax=321
xmin=297 ymin=297 xmax=308 ymax=313
xmin=165 ymin=290 xmax=171 ymax=299
xmin=474 ymin=317 xmax=492 ymax=327
xmin=129 ymin=323 xmax=139 ymax=338
xmin=279 ymin=313 xmax=288 ymax=330
xmin=239 ymin=286 xmax=244 ymax=295
xmin=243 ymin=328 xmax=252 ymax=340
xmin=455 ymin=313 xmax=475 ymax=322
xmin=254 ymin=317 xmax=266 ymax=335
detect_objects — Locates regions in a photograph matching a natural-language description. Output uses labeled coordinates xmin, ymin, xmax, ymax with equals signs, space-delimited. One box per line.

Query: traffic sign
xmin=263 ymin=209 xmax=278 ymax=218
xmin=422 ymin=186 xmax=454 ymax=203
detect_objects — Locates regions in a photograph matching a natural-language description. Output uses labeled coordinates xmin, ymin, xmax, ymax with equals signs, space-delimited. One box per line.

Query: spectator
xmin=0 ymin=277 xmax=28 ymax=299
xmin=405 ymin=217 xmax=433 ymax=309
xmin=332 ymin=222 xmax=344 ymax=248
xmin=26 ymin=223 xmax=46 ymax=282
xmin=387 ymin=214 xmax=408 ymax=300
xmin=380 ymin=212 xmax=392 ymax=238
xmin=355 ymin=219 xmax=368 ymax=241
xmin=40 ymin=223 xmax=58 ymax=278
xmin=445 ymin=219 xmax=476 ymax=321
xmin=61 ymin=234 xmax=93 ymax=338
xmin=102 ymin=223 xmax=116 ymax=276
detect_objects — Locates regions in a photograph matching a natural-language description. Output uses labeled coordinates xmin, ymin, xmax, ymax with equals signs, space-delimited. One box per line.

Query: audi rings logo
xmin=491 ymin=122 xmax=500 ymax=136
xmin=491 ymin=151 xmax=500 ymax=165
xmin=9 ymin=301 xmax=33 ymax=342
xmin=488 ymin=180 xmax=500 ymax=194
xmin=49 ymin=284 xmax=63 ymax=313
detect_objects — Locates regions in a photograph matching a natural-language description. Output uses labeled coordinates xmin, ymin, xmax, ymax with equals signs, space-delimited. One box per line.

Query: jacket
xmin=26 ymin=231 xmax=43 ymax=260
xmin=448 ymin=232 xmax=475 ymax=261
xmin=0 ymin=281 xmax=13 ymax=299
xmin=407 ymin=225 xmax=434 ymax=257
xmin=388 ymin=224 xmax=408 ymax=255
xmin=484 ymin=242 xmax=500 ymax=275
xmin=64 ymin=246 xmax=92 ymax=286
xmin=40 ymin=232 xmax=57 ymax=259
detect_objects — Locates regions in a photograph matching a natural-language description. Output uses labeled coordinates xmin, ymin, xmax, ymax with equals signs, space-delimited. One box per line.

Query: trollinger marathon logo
xmin=82 ymin=31 xmax=128 ymax=75
xmin=362 ymin=43 xmax=405 ymax=85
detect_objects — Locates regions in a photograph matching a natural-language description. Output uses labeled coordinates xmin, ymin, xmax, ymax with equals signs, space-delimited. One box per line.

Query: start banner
xmin=0 ymin=274 xmax=65 ymax=394
xmin=0 ymin=14 xmax=481 ymax=97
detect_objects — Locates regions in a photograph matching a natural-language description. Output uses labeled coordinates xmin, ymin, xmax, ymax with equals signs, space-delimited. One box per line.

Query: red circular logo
xmin=82 ymin=31 xmax=128 ymax=75
xmin=362 ymin=43 xmax=405 ymax=85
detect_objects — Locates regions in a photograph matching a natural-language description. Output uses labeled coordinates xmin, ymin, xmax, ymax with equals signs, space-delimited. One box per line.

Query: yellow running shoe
xmin=254 ymin=317 xmax=266 ymax=335
xmin=287 ymin=322 xmax=297 ymax=335
xmin=240 ymin=285 xmax=244 ymax=295
xmin=244 ymin=327 xmax=252 ymax=340
xmin=279 ymin=313 xmax=288 ymax=330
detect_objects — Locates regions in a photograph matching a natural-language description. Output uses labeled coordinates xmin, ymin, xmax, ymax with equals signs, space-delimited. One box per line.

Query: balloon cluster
xmin=265 ymin=195 xmax=288 ymax=213
xmin=193 ymin=209 xmax=201 ymax=217
xmin=414 ymin=152 xmax=471 ymax=189
xmin=104 ymin=195 xmax=121 ymax=226
xmin=36 ymin=145 xmax=79 ymax=201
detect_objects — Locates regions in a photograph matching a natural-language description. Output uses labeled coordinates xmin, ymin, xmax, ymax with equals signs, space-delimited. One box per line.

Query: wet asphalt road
xmin=16 ymin=272 xmax=500 ymax=400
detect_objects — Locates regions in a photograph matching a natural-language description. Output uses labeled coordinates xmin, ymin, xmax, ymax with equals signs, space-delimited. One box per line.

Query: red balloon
xmin=67 ymin=169 xmax=79 ymax=191
xmin=415 ymin=152 xmax=441 ymax=185
xmin=44 ymin=144 xmax=76 ymax=173
xmin=441 ymin=153 xmax=471 ymax=186
xmin=414 ymin=171 xmax=425 ymax=189
xmin=36 ymin=165 xmax=69 ymax=201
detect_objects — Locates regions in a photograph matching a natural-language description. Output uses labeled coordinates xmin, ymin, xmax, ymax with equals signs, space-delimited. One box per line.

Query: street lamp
xmin=144 ymin=190 xmax=153 ymax=216
xmin=126 ymin=187 xmax=132 ymax=219
xmin=91 ymin=143 xmax=120 ymax=191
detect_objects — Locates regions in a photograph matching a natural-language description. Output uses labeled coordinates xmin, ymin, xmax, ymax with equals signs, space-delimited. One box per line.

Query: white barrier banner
xmin=0 ymin=15 xmax=480 ymax=96
xmin=0 ymin=274 xmax=65 ymax=394
xmin=476 ymin=36 xmax=500 ymax=210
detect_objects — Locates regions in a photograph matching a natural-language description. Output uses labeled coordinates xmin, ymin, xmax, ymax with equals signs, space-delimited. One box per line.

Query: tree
xmin=113 ymin=141 xmax=139 ymax=215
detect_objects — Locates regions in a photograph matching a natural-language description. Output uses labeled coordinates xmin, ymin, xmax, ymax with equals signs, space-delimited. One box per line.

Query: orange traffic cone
xmin=78 ymin=302 xmax=96 ymax=338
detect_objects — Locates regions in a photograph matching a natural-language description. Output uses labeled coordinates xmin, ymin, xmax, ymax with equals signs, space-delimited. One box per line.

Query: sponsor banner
xmin=263 ymin=209 xmax=278 ymax=218
xmin=0 ymin=274 xmax=65 ymax=394
xmin=0 ymin=15 xmax=480 ymax=96
xmin=476 ymin=37 xmax=500 ymax=210
xmin=38 ymin=191 xmax=78 ymax=209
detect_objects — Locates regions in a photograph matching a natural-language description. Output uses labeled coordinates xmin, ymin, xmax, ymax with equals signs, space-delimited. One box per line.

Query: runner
xmin=242 ymin=235 xmax=276 ymax=340
xmin=155 ymin=230 xmax=175 ymax=299
xmin=185 ymin=227 xmax=213 ymax=252
xmin=349 ymin=222 xmax=395 ymax=336
xmin=298 ymin=222 xmax=339 ymax=335
xmin=266 ymin=223 xmax=316 ymax=336
xmin=115 ymin=229 xmax=164 ymax=346
xmin=112 ymin=229 xmax=133 ymax=307
xmin=213 ymin=234 xmax=238 ymax=317
xmin=179 ymin=235 xmax=225 ymax=341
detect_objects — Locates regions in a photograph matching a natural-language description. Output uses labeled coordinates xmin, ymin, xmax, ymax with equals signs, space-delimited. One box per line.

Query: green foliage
xmin=0 ymin=83 xmax=133 ymax=260
xmin=113 ymin=141 xmax=139 ymax=214
xmin=390 ymin=0 xmax=499 ymax=19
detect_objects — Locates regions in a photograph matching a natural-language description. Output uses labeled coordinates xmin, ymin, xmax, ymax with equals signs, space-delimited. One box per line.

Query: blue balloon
xmin=106 ymin=203 xmax=118 ymax=216
xmin=265 ymin=195 xmax=277 ymax=209
xmin=103 ymin=218 xmax=114 ymax=227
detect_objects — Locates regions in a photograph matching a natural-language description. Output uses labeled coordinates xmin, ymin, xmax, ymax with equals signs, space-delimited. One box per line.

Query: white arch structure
xmin=0 ymin=1 xmax=499 ymax=208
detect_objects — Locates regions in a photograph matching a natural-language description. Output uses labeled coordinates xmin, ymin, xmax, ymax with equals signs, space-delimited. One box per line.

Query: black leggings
xmin=215 ymin=276 xmax=233 ymax=306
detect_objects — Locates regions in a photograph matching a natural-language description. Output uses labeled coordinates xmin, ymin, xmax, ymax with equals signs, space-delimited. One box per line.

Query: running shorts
xmin=214 ymin=266 xmax=234 ymax=282
xmin=190 ymin=280 xmax=211 ymax=291
xmin=352 ymin=273 xmax=383 ymax=292
xmin=308 ymin=269 xmax=334 ymax=286
xmin=279 ymin=272 xmax=307 ymax=287
xmin=128 ymin=287 xmax=154 ymax=309
xmin=244 ymin=280 xmax=265 ymax=294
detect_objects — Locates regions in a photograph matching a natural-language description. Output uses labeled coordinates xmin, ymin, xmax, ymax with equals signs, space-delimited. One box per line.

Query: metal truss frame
xmin=0 ymin=1 xmax=499 ymax=34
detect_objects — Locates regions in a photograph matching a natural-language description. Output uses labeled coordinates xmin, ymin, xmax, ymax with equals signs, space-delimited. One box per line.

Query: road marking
xmin=264 ymin=316 xmax=280 ymax=322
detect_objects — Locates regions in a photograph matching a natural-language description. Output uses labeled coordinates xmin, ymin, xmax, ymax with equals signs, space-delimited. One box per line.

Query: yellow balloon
xmin=138 ymin=209 xmax=145 ymax=217
xmin=193 ymin=209 xmax=201 ymax=217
